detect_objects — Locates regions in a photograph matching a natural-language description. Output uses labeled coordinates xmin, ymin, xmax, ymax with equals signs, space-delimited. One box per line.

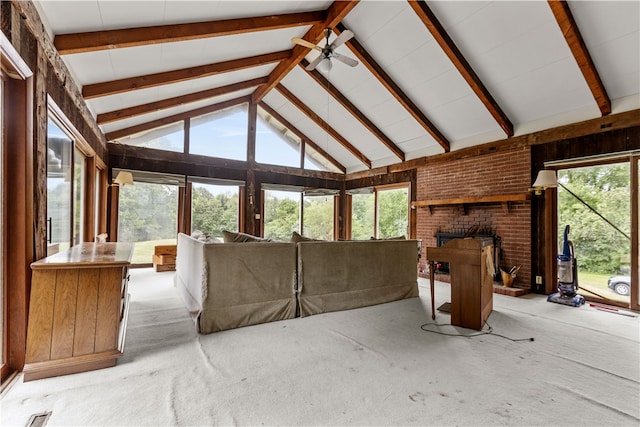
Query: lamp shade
xmin=114 ymin=171 xmax=134 ymax=186
xmin=532 ymin=170 xmax=558 ymax=188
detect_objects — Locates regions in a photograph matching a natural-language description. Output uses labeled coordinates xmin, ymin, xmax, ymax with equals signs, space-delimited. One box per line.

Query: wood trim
xmin=107 ymin=185 xmax=119 ymax=242
xmin=4 ymin=74 xmax=34 ymax=375
xmin=544 ymin=188 xmax=558 ymax=294
xmin=412 ymin=193 xmax=530 ymax=208
xmin=631 ymin=156 xmax=639 ymax=311
xmin=97 ymin=168 xmax=108 ymax=236
xmin=54 ymin=11 xmax=327 ymax=54
xmin=97 ymin=77 xmax=268 ymax=125
xmin=251 ymin=0 xmax=359 ymax=103
xmin=335 ymin=23 xmax=450 ymax=153
xmin=258 ymin=101 xmax=346 ymax=173
xmin=82 ymin=51 xmax=290 ymax=99
xmin=247 ymin=102 xmax=257 ymax=165
xmin=275 ymin=83 xmax=371 ymax=168
xmin=298 ymin=60 xmax=405 ymax=161
xmin=548 ymin=0 xmax=611 ymax=116
xmin=408 ymin=0 xmax=513 ymax=137
xmin=105 ymin=95 xmax=251 ymax=141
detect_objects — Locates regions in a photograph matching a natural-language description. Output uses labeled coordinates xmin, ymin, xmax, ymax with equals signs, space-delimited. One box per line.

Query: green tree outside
xmin=558 ymin=163 xmax=630 ymax=275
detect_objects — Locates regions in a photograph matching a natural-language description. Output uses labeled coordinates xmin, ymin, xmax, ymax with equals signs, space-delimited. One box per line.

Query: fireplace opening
xmin=434 ymin=227 xmax=501 ymax=281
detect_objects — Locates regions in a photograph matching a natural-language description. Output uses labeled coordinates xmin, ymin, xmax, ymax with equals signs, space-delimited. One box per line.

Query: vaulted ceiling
xmin=34 ymin=0 xmax=640 ymax=173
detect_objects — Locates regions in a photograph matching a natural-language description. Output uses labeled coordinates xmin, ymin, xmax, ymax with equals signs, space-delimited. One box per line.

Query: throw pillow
xmin=290 ymin=231 xmax=323 ymax=242
xmin=222 ymin=230 xmax=271 ymax=243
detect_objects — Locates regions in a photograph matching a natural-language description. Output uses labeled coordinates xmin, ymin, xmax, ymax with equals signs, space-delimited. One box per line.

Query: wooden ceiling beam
xmin=299 ymin=60 xmax=406 ymax=161
xmin=258 ymin=101 xmax=346 ymax=174
xmin=276 ymin=83 xmax=371 ymax=169
xmin=82 ymin=50 xmax=290 ymax=99
xmin=251 ymin=0 xmax=360 ymax=103
xmin=335 ymin=23 xmax=450 ymax=153
xmin=97 ymin=77 xmax=268 ymax=125
xmin=55 ymin=11 xmax=327 ymax=55
xmin=105 ymin=95 xmax=251 ymax=141
xmin=548 ymin=0 xmax=611 ymax=116
xmin=408 ymin=0 xmax=514 ymax=137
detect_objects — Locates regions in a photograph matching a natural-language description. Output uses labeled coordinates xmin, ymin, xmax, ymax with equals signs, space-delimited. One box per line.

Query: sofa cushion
xmin=222 ymin=230 xmax=271 ymax=243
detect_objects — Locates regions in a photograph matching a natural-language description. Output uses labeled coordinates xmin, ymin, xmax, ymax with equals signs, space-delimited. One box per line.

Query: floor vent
xmin=27 ymin=411 xmax=51 ymax=427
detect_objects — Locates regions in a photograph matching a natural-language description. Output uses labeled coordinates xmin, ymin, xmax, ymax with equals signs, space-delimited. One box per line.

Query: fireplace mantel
xmin=412 ymin=193 xmax=531 ymax=214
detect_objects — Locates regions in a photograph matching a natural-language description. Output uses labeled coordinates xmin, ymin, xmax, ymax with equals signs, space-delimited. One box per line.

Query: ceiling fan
xmin=292 ymin=28 xmax=359 ymax=72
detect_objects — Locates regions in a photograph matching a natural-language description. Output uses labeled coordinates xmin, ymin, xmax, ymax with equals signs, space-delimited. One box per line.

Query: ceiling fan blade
xmin=306 ymin=54 xmax=324 ymax=71
xmin=330 ymin=29 xmax=354 ymax=49
xmin=332 ymin=52 xmax=358 ymax=67
xmin=292 ymin=37 xmax=322 ymax=51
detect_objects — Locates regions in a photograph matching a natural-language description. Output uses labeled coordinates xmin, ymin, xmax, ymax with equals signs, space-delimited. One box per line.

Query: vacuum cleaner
xmin=547 ymin=225 xmax=585 ymax=307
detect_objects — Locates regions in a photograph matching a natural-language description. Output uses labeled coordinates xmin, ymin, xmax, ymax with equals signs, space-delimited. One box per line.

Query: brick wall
xmin=416 ymin=146 xmax=532 ymax=289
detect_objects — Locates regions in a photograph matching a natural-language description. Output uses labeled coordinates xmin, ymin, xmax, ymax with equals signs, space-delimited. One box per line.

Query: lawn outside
xmin=578 ymin=270 xmax=629 ymax=303
xmin=129 ymin=238 xmax=177 ymax=264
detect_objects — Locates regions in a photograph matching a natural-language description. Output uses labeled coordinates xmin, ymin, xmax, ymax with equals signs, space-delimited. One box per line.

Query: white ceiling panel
xmin=570 ymin=1 xmax=640 ymax=101
xmin=88 ymin=64 xmax=276 ymax=116
xmin=32 ymin=1 xmax=640 ymax=170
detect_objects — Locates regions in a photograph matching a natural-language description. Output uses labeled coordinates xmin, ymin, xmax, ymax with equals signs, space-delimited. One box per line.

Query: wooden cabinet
xmin=427 ymin=238 xmax=494 ymax=330
xmin=23 ymin=243 xmax=133 ymax=381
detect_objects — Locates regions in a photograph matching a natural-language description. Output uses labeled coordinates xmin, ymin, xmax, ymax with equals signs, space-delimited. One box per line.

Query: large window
xmin=263 ymin=189 xmax=301 ymax=241
xmin=190 ymin=105 xmax=248 ymax=160
xmin=118 ymin=180 xmax=179 ymax=264
xmin=191 ymin=180 xmax=241 ymax=238
xmin=377 ymin=186 xmax=409 ymax=239
xmin=115 ymin=122 xmax=184 ymax=153
xmin=256 ymin=108 xmax=300 ymax=168
xmin=349 ymin=185 xmax=409 ymax=240
xmin=351 ymin=191 xmax=375 ymax=240
xmin=303 ymin=194 xmax=335 ymax=240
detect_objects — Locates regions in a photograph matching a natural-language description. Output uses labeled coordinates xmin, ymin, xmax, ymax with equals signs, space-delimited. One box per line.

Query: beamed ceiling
xmin=34 ymin=0 xmax=640 ymax=174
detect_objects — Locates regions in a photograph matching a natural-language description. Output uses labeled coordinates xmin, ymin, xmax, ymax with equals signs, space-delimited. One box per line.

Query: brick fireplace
xmin=416 ymin=145 xmax=532 ymax=290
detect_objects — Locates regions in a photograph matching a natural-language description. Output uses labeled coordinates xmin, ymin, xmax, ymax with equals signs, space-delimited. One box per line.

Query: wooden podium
xmin=426 ymin=238 xmax=494 ymax=330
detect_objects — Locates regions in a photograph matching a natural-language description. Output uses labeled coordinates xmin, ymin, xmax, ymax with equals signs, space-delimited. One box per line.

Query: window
xmin=116 ymin=122 xmax=184 ymax=153
xmin=349 ymin=184 xmax=409 ymax=240
xmin=256 ymin=108 xmax=300 ymax=168
xmin=302 ymin=194 xmax=335 ymax=240
xmin=191 ymin=180 xmax=241 ymax=238
xmin=263 ymin=189 xmax=301 ymax=241
xmin=304 ymin=144 xmax=342 ymax=173
xmin=377 ymin=186 xmax=409 ymax=239
xmin=350 ymin=191 xmax=375 ymax=240
xmin=117 ymin=180 xmax=179 ymax=265
xmin=190 ymin=105 xmax=248 ymax=160
xmin=46 ymin=117 xmax=74 ymax=255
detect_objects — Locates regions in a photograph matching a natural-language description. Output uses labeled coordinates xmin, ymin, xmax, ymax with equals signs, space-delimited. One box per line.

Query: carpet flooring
xmin=1 ymin=268 xmax=639 ymax=426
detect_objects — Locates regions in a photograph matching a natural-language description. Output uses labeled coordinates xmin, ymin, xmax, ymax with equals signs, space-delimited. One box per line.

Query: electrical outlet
xmin=536 ymin=275 xmax=542 ymax=284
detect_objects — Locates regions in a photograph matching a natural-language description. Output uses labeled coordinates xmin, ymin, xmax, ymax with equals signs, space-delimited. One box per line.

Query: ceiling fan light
xmin=318 ymin=57 xmax=332 ymax=73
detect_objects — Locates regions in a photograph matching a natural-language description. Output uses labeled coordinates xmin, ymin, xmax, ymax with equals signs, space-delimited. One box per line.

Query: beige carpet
xmin=1 ymin=268 xmax=639 ymax=426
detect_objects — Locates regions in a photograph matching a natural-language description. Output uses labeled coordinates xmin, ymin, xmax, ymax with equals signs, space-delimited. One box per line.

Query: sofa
xmin=175 ymin=232 xmax=419 ymax=334
xmin=175 ymin=233 xmax=297 ymax=333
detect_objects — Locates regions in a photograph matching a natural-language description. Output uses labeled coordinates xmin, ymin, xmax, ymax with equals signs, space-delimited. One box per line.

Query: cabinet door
xmin=94 ymin=267 xmax=124 ymax=352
